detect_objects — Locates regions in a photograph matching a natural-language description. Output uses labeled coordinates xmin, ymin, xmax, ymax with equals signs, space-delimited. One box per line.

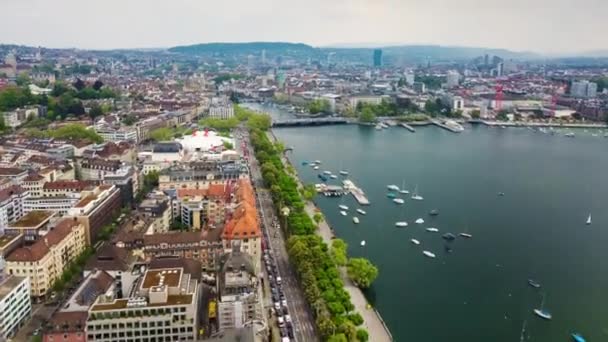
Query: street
xmin=237 ymin=128 xmax=318 ymax=342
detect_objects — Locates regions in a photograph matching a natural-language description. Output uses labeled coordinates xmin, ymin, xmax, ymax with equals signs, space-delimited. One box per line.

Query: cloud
xmin=0 ymin=0 xmax=605 ymax=54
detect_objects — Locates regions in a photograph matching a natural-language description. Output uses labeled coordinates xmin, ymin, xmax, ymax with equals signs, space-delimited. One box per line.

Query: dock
xmin=430 ymin=119 xmax=464 ymax=133
xmin=343 ymin=180 xmax=370 ymax=205
xmin=400 ymin=123 xmax=416 ymax=132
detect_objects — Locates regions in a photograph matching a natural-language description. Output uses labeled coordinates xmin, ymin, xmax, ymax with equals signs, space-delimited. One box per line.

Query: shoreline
xmin=268 ymin=129 xmax=394 ymax=342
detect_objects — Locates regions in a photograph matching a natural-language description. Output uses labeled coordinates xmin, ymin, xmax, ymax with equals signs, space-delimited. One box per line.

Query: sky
xmin=1 ymin=0 xmax=606 ymax=55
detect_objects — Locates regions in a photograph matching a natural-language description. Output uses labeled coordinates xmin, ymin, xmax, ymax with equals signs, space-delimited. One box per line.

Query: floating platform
xmin=400 ymin=123 xmax=416 ymax=132
xmin=343 ymin=179 xmax=370 ymax=205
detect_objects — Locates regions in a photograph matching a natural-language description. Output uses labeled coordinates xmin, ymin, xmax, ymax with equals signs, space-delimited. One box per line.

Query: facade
xmin=158 ymin=161 xmax=248 ymax=191
xmin=175 ymin=186 xmax=228 ymax=229
xmin=208 ymin=97 xmax=234 ymax=119
xmin=86 ymin=260 xmax=201 ymax=342
xmin=571 ymin=80 xmax=598 ymax=98
xmin=95 ymin=127 xmax=138 ymax=143
xmin=446 ymin=70 xmax=460 ymax=88
xmin=43 ymin=180 xmax=96 ymax=197
xmin=5 ymin=218 xmax=87 ymax=298
xmin=217 ymin=251 xmax=263 ymax=331
xmin=0 ymin=186 xmax=29 ymax=232
xmin=23 ymin=196 xmax=80 ymax=216
xmin=142 ymin=230 xmax=224 ymax=271
xmin=0 ymin=275 xmax=32 ymax=339
xmin=139 ymin=197 xmax=172 ymax=234
xmin=373 ymin=49 xmax=382 ymax=67
xmin=67 ymin=185 xmax=122 ymax=244
xmin=5 ymin=210 xmax=56 ymax=242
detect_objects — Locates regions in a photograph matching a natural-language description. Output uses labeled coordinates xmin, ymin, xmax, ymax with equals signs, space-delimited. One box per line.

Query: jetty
xmin=343 ymin=179 xmax=370 ymax=205
xmin=430 ymin=119 xmax=464 ymax=133
xmin=400 ymin=123 xmax=416 ymax=132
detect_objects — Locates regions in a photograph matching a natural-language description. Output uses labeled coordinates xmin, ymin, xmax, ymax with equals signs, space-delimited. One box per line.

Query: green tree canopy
xmin=358 ymin=107 xmax=376 ymax=123
xmin=149 ymin=127 xmax=174 ymax=141
xmin=347 ymin=258 xmax=379 ymax=289
xmin=308 ymin=99 xmax=332 ymax=114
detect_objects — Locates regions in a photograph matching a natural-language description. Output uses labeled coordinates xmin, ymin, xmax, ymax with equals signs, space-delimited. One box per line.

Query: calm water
xmin=262 ymin=106 xmax=608 ymax=342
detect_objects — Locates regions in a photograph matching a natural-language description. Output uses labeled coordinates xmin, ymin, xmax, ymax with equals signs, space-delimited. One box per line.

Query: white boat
xmin=360 ymin=240 xmax=366 ymax=247
xmin=411 ymin=185 xmax=424 ymax=201
xmin=323 ymin=171 xmax=332 ymax=175
xmin=533 ymin=294 xmax=552 ymax=320
xmin=423 ymin=251 xmax=436 ymax=258
xmin=410 ymin=239 xmax=420 ymax=245
xmin=399 ymin=189 xmax=409 ymax=194
xmin=340 ymin=211 xmax=347 ymax=216
xmin=565 ymin=132 xmax=575 ymax=138
xmin=313 ymin=166 xmax=320 ymax=170
xmin=586 ymin=214 xmax=592 ymax=225
xmin=330 ymin=175 xmax=338 ymax=179
xmin=339 ymin=205 xmax=349 ymax=211
xmin=314 ymin=160 xmax=322 ymax=164
xmin=393 ymin=198 xmax=405 ymax=204
xmin=387 ymin=184 xmax=400 ymax=191
xmin=356 ymin=209 xmax=367 ymax=215
xmin=415 ymin=218 xmax=425 ymax=224
xmin=426 ymin=227 xmax=439 ymax=232
xmin=339 ymin=170 xmax=349 ymax=176
xmin=459 ymin=233 xmax=473 ymax=238
xmin=353 ymin=217 xmax=360 ymax=224
xmin=395 ymin=221 xmax=408 ymax=227
xmin=375 ymin=124 xmax=383 ymax=131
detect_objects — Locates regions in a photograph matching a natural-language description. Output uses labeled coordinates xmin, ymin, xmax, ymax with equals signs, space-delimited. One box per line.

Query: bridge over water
xmin=272 ymin=118 xmax=349 ymax=127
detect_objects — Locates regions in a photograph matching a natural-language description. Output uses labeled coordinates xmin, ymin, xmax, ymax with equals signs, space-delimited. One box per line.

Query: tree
xmin=89 ymin=104 xmax=103 ymax=119
xmin=0 ymin=115 xmax=6 ymax=132
xmin=51 ymin=82 xmax=71 ymax=97
xmin=149 ymin=127 xmax=174 ymax=141
xmin=73 ymin=79 xmax=86 ymax=91
xmin=358 ymin=107 xmax=376 ymax=123
xmin=92 ymin=80 xmax=104 ymax=91
xmin=313 ymin=212 xmax=324 ymax=224
xmin=470 ymin=110 xmax=481 ymax=119
xmin=122 ymin=114 xmax=137 ymax=126
xmin=327 ymin=334 xmax=347 ymax=342
xmin=15 ymin=72 xmax=30 ymax=86
xmin=347 ymin=312 xmax=364 ymax=326
xmin=50 ymin=124 xmax=103 ymax=143
xmin=223 ymin=141 xmax=234 ymax=150
xmin=347 ymin=258 xmax=379 ymax=289
xmin=331 ymin=239 xmax=348 ymax=267
xmin=301 ymin=184 xmax=317 ymax=201
xmin=356 ymin=328 xmax=369 ymax=342
xmin=308 ymin=99 xmax=331 ymax=114
xmin=247 ymin=113 xmax=271 ymax=131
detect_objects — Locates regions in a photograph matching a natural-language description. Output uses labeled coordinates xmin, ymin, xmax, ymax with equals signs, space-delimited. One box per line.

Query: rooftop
xmin=141 ymin=268 xmax=182 ymax=289
xmin=74 ymin=195 xmax=97 ymax=208
xmin=9 ymin=210 xmax=54 ymax=228
xmin=0 ymin=276 xmax=27 ymax=302
xmin=91 ymin=294 xmax=193 ymax=311
xmin=0 ymin=234 xmax=21 ymax=250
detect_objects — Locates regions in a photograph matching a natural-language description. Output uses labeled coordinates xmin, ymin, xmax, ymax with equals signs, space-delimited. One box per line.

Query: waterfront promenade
xmin=268 ymin=131 xmax=393 ymax=342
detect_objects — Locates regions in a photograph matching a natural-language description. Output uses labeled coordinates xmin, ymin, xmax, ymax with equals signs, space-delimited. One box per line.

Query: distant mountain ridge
xmin=168 ymin=42 xmax=315 ymax=55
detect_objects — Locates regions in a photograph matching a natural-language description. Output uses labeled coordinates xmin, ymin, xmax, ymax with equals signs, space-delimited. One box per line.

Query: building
xmin=95 ymin=127 xmax=138 ymax=143
xmin=175 ymin=185 xmax=228 ymax=229
xmin=85 ymin=258 xmax=201 ymax=342
xmin=42 ymin=181 xmax=96 ymax=197
xmin=79 ymin=159 xmax=137 ymax=206
xmin=446 ymin=70 xmax=460 ymax=88
xmin=84 ymin=244 xmax=139 ymax=298
xmin=404 ymin=72 xmax=415 ymax=86
xmin=208 ymin=97 xmax=235 ymax=119
xmin=139 ymin=196 xmax=172 ymax=234
xmin=441 ymin=94 xmax=465 ymax=111
xmin=373 ymin=49 xmax=382 ymax=67
xmin=349 ymin=95 xmax=386 ymax=109
xmin=413 ymin=82 xmax=426 ymax=93
xmin=142 ymin=230 xmax=223 ymax=271
xmin=158 ymin=161 xmax=248 ymax=191
xmin=67 ymin=185 xmax=122 ymax=244
xmin=0 ymin=167 xmax=28 ymax=183
xmin=23 ymin=196 xmax=80 ymax=216
xmin=0 ymin=275 xmax=32 ymax=339
xmin=5 ymin=218 xmax=87 ymax=298
xmin=217 ymin=251 xmax=263 ymax=331
xmin=571 ymin=81 xmax=598 ymax=98
xmin=5 ymin=210 xmax=56 ymax=242
xmin=0 ymin=186 xmax=29 ymax=231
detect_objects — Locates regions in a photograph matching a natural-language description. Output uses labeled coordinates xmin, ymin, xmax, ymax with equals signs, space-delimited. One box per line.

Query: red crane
xmin=495 ymin=84 xmax=504 ymax=111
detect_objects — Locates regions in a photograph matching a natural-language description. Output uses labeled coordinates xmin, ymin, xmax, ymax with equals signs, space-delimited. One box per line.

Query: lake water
xmin=252 ymin=104 xmax=608 ymax=342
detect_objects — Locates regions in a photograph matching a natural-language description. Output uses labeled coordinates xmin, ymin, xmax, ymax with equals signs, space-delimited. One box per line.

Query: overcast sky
xmin=1 ymin=0 xmax=605 ymax=54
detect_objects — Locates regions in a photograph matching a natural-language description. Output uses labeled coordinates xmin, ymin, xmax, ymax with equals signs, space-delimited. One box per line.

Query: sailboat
xmin=459 ymin=225 xmax=473 ymax=238
xmin=360 ymin=240 xmax=366 ymax=247
xmin=353 ymin=217 xmax=360 ymax=224
xmin=399 ymin=180 xmax=409 ymax=194
xmin=411 ymin=185 xmax=424 ymax=201
xmin=586 ymin=214 xmax=592 ymax=225
xmin=533 ymin=293 xmax=553 ymax=320
xmin=410 ymin=239 xmax=420 ymax=245
xmin=393 ymin=198 xmax=405 ymax=204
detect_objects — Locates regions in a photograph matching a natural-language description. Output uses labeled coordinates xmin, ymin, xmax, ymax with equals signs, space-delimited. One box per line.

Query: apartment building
xmin=158 ymin=160 xmax=248 ymax=191
xmin=80 ymin=158 xmax=138 ymax=205
xmin=142 ymin=230 xmax=224 ymax=271
xmin=217 ymin=251 xmax=263 ymax=331
xmin=5 ymin=210 xmax=57 ymax=242
xmin=5 ymin=218 xmax=87 ymax=298
xmin=139 ymin=196 xmax=172 ymax=234
xmin=175 ymin=185 xmax=228 ymax=229
xmin=67 ymin=185 xmax=122 ymax=244
xmin=85 ymin=258 xmax=201 ymax=342
xmin=0 ymin=186 xmax=29 ymax=231
xmin=0 ymin=275 xmax=32 ymax=339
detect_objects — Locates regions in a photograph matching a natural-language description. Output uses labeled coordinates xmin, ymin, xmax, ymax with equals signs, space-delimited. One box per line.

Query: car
xmin=285 ymin=314 xmax=292 ymax=323
xmin=277 ymin=315 xmax=286 ymax=328
xmin=33 ymin=328 xmax=42 ymax=336
xmin=281 ymin=299 xmax=287 ymax=307
xmin=276 ymin=276 xmax=282 ymax=285
xmin=274 ymin=302 xmax=281 ymax=311
xmin=280 ymin=327 xmax=288 ymax=337
xmin=282 ymin=306 xmax=289 ymax=315
xmin=272 ymin=294 xmax=279 ymax=302
xmin=287 ymin=326 xmax=294 ymax=338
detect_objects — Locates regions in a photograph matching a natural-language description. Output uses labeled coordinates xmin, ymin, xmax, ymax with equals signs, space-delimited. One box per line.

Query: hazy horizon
xmin=2 ymin=0 xmax=607 ymax=55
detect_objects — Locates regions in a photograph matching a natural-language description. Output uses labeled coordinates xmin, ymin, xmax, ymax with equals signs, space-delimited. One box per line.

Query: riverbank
xmin=268 ymin=130 xmax=393 ymax=342
xmin=476 ymin=120 xmax=608 ymax=128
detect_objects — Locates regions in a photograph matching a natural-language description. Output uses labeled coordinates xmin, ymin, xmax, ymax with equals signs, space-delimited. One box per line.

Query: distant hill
xmin=168 ymin=42 xmax=315 ymax=55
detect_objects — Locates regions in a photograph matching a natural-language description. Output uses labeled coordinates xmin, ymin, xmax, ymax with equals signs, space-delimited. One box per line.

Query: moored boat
xmin=339 ymin=205 xmax=349 ymax=210
xmin=395 ymin=221 xmax=408 ymax=227
xmin=387 ymin=184 xmax=400 ymax=191
xmin=340 ymin=211 xmax=347 ymax=216
xmin=423 ymin=251 xmax=436 ymax=258
xmin=353 ymin=217 xmax=360 ymax=224
xmin=356 ymin=209 xmax=366 ymax=215
xmin=459 ymin=233 xmax=473 ymax=238
xmin=393 ymin=198 xmax=405 ymax=204
xmin=426 ymin=227 xmax=439 ymax=232
xmin=387 ymin=193 xmax=397 ymax=198
xmin=415 ymin=218 xmax=425 ymax=224
xmin=410 ymin=239 xmax=420 ymax=245
xmin=339 ymin=170 xmax=349 ymax=176
xmin=442 ymin=233 xmax=456 ymax=241
xmin=528 ymin=279 xmax=541 ymax=288
xmin=571 ymin=333 xmax=586 ymax=342
xmin=429 ymin=209 xmax=439 ymax=216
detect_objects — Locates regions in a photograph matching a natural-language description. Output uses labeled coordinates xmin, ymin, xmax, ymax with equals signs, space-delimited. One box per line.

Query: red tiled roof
xmin=177 ymin=184 xmax=227 ymax=199
xmin=0 ymin=185 xmax=26 ymax=202
xmin=6 ymin=218 xmax=81 ymax=262
xmin=222 ymin=201 xmax=260 ymax=240
xmin=0 ymin=167 xmax=26 ymax=176
xmin=23 ymin=173 xmax=44 ymax=182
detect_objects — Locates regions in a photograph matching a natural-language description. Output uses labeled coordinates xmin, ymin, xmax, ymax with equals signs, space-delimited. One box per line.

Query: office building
xmin=158 ymin=160 xmax=248 ymax=191
xmin=0 ymin=275 xmax=32 ymax=339
xmin=5 ymin=210 xmax=57 ymax=242
xmin=142 ymin=231 xmax=224 ymax=271
xmin=85 ymin=258 xmax=201 ymax=342
xmin=67 ymin=184 xmax=122 ymax=244
xmin=571 ymin=81 xmax=598 ymax=98
xmin=0 ymin=186 xmax=29 ymax=231
xmin=5 ymin=218 xmax=87 ymax=298
xmin=373 ymin=49 xmax=382 ymax=67
xmin=446 ymin=70 xmax=460 ymax=88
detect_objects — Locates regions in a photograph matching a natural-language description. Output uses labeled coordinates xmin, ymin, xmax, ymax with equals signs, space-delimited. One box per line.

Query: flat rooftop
xmin=74 ymin=195 xmax=97 ymax=208
xmin=0 ymin=234 xmax=20 ymax=249
xmin=91 ymin=294 xmax=193 ymax=311
xmin=141 ymin=268 xmax=182 ymax=289
xmin=9 ymin=210 xmax=54 ymax=228
xmin=0 ymin=276 xmax=26 ymax=302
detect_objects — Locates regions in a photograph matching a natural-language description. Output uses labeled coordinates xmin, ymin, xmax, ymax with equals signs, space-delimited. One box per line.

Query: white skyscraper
xmin=446 ymin=70 xmax=460 ymax=88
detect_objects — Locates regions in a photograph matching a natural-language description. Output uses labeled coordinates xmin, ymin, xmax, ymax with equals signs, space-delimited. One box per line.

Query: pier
xmin=400 ymin=123 xmax=416 ymax=132
xmin=430 ymin=119 xmax=464 ymax=133
xmin=343 ymin=179 xmax=370 ymax=205
xmin=272 ymin=118 xmax=348 ymax=127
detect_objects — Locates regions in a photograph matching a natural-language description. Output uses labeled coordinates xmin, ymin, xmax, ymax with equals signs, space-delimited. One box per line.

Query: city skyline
xmin=1 ymin=0 xmax=607 ymax=55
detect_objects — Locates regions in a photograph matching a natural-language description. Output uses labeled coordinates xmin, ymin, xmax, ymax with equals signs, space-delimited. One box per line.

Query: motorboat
xmin=571 ymin=333 xmax=586 ymax=342
xmin=314 ymin=160 xmax=322 ymax=164
xmin=340 ymin=211 xmax=347 ymax=216
xmin=339 ymin=170 xmax=349 ymax=176
xmin=411 ymin=185 xmax=424 ymax=201
xmin=395 ymin=221 xmax=408 ymax=227
xmin=313 ymin=166 xmax=320 ymax=170
xmin=356 ymin=209 xmax=367 ymax=215
xmin=498 ymin=192 xmax=505 ymax=196
xmin=459 ymin=233 xmax=473 ymax=238
xmin=429 ymin=209 xmax=439 ymax=216
xmin=330 ymin=175 xmax=338 ymax=179
xmin=353 ymin=217 xmax=360 ymax=224
xmin=387 ymin=185 xmax=400 ymax=191
xmin=323 ymin=170 xmax=332 ymax=175
xmin=426 ymin=228 xmax=439 ymax=232
xmin=339 ymin=205 xmax=349 ymax=211
xmin=442 ymin=233 xmax=456 ymax=241
xmin=586 ymin=214 xmax=592 ymax=225
xmin=301 ymin=161 xmax=309 ymax=166
xmin=387 ymin=193 xmax=397 ymax=198
xmin=410 ymin=239 xmax=420 ymax=245
xmin=565 ymin=132 xmax=575 ymax=138
xmin=393 ymin=198 xmax=405 ymax=204
xmin=423 ymin=251 xmax=436 ymax=258
xmin=534 ymin=309 xmax=552 ymax=320
xmin=528 ymin=279 xmax=541 ymax=288
xmin=360 ymin=240 xmax=366 ymax=247
xmin=318 ymin=174 xmax=328 ymax=181
xmin=399 ymin=189 xmax=409 ymax=194
xmin=415 ymin=218 xmax=425 ymax=224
